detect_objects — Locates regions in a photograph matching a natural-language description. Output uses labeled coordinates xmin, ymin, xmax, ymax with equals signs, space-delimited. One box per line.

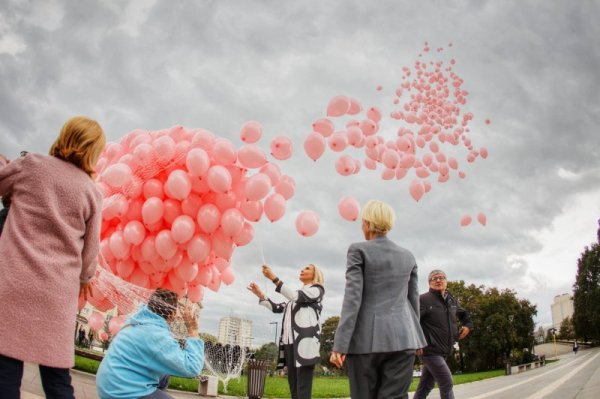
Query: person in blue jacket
xmin=96 ymin=289 xmax=205 ymax=399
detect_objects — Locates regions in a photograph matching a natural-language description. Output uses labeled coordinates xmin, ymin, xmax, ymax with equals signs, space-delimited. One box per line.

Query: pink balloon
xmin=264 ymin=193 xmax=286 ymax=222
xmin=347 ymin=98 xmax=362 ymax=115
xmin=396 ymin=167 xmax=408 ymax=180
xmin=400 ymin=153 xmax=416 ymax=169
xmin=448 ymin=157 xmax=458 ymax=170
xmin=123 ymin=220 xmax=146 ymax=246
xmin=335 ymin=155 xmax=355 ymax=176
xmin=206 ymin=165 xmax=232 ymax=193
xmin=327 ymin=95 xmax=351 ymax=117
xmin=186 ymin=234 xmax=211 ymax=263
xmin=108 ymin=316 xmax=125 ymax=335
xmin=240 ymin=121 xmax=262 ymax=143
xmin=191 ymin=129 xmax=216 ymax=151
xmin=187 ymin=284 xmax=204 ymax=303
xmin=240 ymin=200 xmax=263 ymax=222
xmin=364 ymin=158 xmax=377 ymax=170
xmin=141 ymin=235 xmax=159 ymax=261
xmin=129 ymin=267 xmax=150 ymax=287
xmin=116 ymin=259 xmax=135 ymax=279
xmin=415 ymin=167 xmax=430 ymax=178
xmin=155 ymin=230 xmax=177 ymax=260
xmin=366 ymin=107 xmax=382 ymax=123
xmin=274 ymin=175 xmax=295 ymax=200
xmin=213 ymin=257 xmax=229 ymax=272
xmin=185 ymin=148 xmax=210 ymax=177
xmin=359 ymin=119 xmax=378 ymax=136
xmin=245 ymin=173 xmax=272 ymax=201
xmin=197 ymin=204 xmax=221 ymax=234
xmin=109 ymin=231 xmax=131 ymax=260
xmin=304 ymin=132 xmax=326 ymax=161
xmin=461 ymin=215 xmax=472 ymax=226
xmin=212 ymin=229 xmax=235 ymax=260
xmin=88 ymin=311 xmax=105 ymax=332
xmin=143 ymin=179 xmax=164 ymax=200
xmin=328 ymin=132 xmax=348 ymax=152
xmin=382 ymin=149 xmax=400 ymax=169
xmin=480 ymin=147 xmax=488 ymax=159
xmin=238 ymin=144 xmax=267 ymax=169
xmin=102 ymin=163 xmax=133 ymax=188
xmin=153 ymin=136 xmax=176 ymax=164
xmin=221 ymin=267 xmax=235 ymax=286
xmin=102 ymin=194 xmax=129 ymax=220
xmin=175 ymin=258 xmax=199 ymax=282
xmin=409 ymin=180 xmax=425 ymax=202
xmin=270 ymin=136 xmax=293 ymax=160
xmin=181 ymin=194 xmax=202 ymax=217
xmin=171 ymin=215 xmax=196 ymax=244
xmin=142 ymin=197 xmax=165 ymax=225
xmin=232 ymin=222 xmax=254 ymax=246
xmin=194 ymin=265 xmax=212 ymax=287
xmin=459 ymin=171 xmax=466 ymax=179
xmin=382 ymin=168 xmax=395 ymax=180
xmin=221 ymin=208 xmax=245 ymax=238
xmin=212 ymin=139 xmax=237 ymax=166
xmin=423 ymin=180 xmax=432 ymax=193
xmin=346 ymin=126 xmax=363 ymax=147
xmin=295 ymin=211 xmax=320 ymax=237
xmin=338 ymin=196 xmax=360 ymax=221
xmin=312 ymin=118 xmax=334 ymax=137
xmin=100 ymin=331 xmax=109 ymax=341
xmin=477 ymin=212 xmax=487 ymax=226
xmin=165 ymin=170 xmax=192 ymax=201
xmin=163 ymin=199 xmax=182 ymax=225
xmin=207 ymin=268 xmax=222 ymax=292
xmin=259 ymin=163 xmax=282 ymax=186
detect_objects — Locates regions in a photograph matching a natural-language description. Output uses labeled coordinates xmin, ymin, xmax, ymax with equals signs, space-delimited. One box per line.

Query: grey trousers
xmin=413 ymin=354 xmax=455 ymax=399
xmin=140 ymin=375 xmax=173 ymax=399
xmin=345 ymin=350 xmax=415 ymax=399
xmin=283 ymin=344 xmax=315 ymax=399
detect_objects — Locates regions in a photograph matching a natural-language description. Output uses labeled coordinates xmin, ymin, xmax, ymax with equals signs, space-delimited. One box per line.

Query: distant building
xmin=218 ymin=316 xmax=253 ymax=347
xmin=551 ymin=293 xmax=574 ymax=329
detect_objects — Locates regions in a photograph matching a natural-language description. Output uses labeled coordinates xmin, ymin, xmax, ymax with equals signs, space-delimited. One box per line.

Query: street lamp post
xmin=269 ymin=321 xmax=279 ymax=344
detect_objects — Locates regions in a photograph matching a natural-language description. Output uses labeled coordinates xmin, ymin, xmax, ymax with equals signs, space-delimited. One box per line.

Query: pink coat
xmin=0 ymin=154 xmax=102 ymax=368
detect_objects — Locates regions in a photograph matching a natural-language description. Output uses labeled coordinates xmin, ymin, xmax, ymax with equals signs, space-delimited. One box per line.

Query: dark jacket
xmin=420 ymin=288 xmax=473 ymax=356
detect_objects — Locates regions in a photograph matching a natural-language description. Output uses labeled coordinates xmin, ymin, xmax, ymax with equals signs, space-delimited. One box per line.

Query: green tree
xmin=253 ymin=342 xmax=278 ymax=372
xmin=573 ymin=223 xmax=600 ymax=343
xmin=446 ymin=281 xmax=537 ymax=372
xmin=558 ymin=316 xmax=574 ymax=340
xmin=319 ymin=316 xmax=340 ymax=367
xmin=199 ymin=333 xmax=218 ymax=344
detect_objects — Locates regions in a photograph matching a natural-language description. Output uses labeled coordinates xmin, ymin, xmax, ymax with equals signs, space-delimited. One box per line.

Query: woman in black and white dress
xmin=248 ymin=264 xmax=325 ymax=399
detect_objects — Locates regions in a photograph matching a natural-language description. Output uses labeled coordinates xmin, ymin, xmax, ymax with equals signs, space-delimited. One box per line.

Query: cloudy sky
xmin=1 ymin=0 xmax=599 ymax=345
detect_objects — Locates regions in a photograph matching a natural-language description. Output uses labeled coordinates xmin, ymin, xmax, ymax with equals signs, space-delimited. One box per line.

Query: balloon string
xmin=257 ymin=234 xmax=269 ymax=295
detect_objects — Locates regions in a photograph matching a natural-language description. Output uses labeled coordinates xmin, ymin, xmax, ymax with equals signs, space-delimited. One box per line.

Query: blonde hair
xmin=49 ymin=116 xmax=106 ymax=177
xmin=310 ymin=264 xmax=325 ymax=286
xmin=361 ymin=199 xmax=396 ymax=235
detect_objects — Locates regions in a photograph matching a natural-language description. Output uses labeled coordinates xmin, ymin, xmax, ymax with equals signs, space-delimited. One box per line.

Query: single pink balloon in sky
xmin=240 ymin=120 xmax=262 ymax=143
xmin=409 ymin=179 xmax=425 ymax=202
xmin=295 ymin=211 xmax=320 ymax=237
xmin=477 ymin=212 xmax=487 ymax=226
xmin=460 ymin=215 xmax=472 ymax=227
xmin=270 ymin=136 xmax=293 ymax=160
xmin=327 ymin=95 xmax=351 ymax=117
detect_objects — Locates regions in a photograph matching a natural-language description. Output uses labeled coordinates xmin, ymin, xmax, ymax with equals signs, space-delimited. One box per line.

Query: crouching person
xmin=97 ymin=289 xmax=204 ymax=399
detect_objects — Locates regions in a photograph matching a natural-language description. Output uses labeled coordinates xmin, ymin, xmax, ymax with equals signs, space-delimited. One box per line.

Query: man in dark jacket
xmin=414 ymin=269 xmax=473 ymax=399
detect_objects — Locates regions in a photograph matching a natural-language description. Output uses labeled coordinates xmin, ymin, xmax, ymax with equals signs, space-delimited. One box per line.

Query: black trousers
xmin=346 ymin=350 xmax=415 ymax=399
xmin=283 ymin=344 xmax=315 ymax=399
xmin=0 ymin=353 xmax=75 ymax=399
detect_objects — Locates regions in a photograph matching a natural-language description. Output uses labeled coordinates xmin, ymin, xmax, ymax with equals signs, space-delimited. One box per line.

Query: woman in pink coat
xmin=0 ymin=116 xmax=105 ymax=398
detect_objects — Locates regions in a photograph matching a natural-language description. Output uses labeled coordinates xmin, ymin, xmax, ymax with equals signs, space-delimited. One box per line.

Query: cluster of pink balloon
xmin=89 ymin=123 xmax=300 ymax=307
xmin=303 ymin=42 xmax=490 ymax=205
xmin=460 ymin=213 xmax=487 ymax=227
xmin=87 ymin=311 xmax=126 ymax=337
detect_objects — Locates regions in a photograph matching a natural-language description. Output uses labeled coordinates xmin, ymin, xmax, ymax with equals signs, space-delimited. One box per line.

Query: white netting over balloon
xmin=88 ymin=266 xmax=250 ymax=391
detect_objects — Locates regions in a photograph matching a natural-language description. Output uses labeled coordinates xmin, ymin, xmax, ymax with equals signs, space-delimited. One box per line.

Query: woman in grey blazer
xmin=330 ymin=199 xmax=426 ymax=399
xmin=248 ymin=264 xmax=325 ymax=399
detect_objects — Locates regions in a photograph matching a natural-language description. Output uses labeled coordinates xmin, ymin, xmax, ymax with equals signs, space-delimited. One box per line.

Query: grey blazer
xmin=333 ymin=236 xmax=427 ymax=354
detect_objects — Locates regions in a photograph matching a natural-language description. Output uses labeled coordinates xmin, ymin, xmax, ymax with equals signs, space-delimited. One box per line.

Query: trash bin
xmin=247 ymin=360 xmax=269 ymax=399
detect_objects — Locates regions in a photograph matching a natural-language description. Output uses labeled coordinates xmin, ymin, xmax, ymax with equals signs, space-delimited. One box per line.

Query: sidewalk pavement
xmin=20 ymin=362 xmax=237 ymax=399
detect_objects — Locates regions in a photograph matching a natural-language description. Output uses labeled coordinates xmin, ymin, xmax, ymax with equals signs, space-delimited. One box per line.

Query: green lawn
xmin=74 ymin=355 xmax=506 ymax=397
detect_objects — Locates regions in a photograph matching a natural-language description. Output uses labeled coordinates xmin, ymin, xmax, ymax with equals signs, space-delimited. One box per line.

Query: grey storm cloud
xmin=1 ymin=0 xmax=599 ymax=344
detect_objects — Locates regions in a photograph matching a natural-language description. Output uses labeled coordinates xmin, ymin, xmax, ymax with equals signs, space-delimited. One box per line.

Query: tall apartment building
xmin=218 ymin=316 xmax=253 ymax=348
xmin=551 ymin=293 xmax=574 ymax=329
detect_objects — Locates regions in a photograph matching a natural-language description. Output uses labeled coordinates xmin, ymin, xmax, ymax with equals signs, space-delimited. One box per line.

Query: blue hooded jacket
xmin=96 ymin=305 xmax=205 ymax=399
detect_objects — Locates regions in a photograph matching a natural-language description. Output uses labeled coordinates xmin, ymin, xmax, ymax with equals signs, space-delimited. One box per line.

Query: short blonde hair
xmin=311 ymin=264 xmax=325 ymax=286
xmin=361 ymin=199 xmax=396 ymax=235
xmin=49 ymin=116 xmax=106 ymax=177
